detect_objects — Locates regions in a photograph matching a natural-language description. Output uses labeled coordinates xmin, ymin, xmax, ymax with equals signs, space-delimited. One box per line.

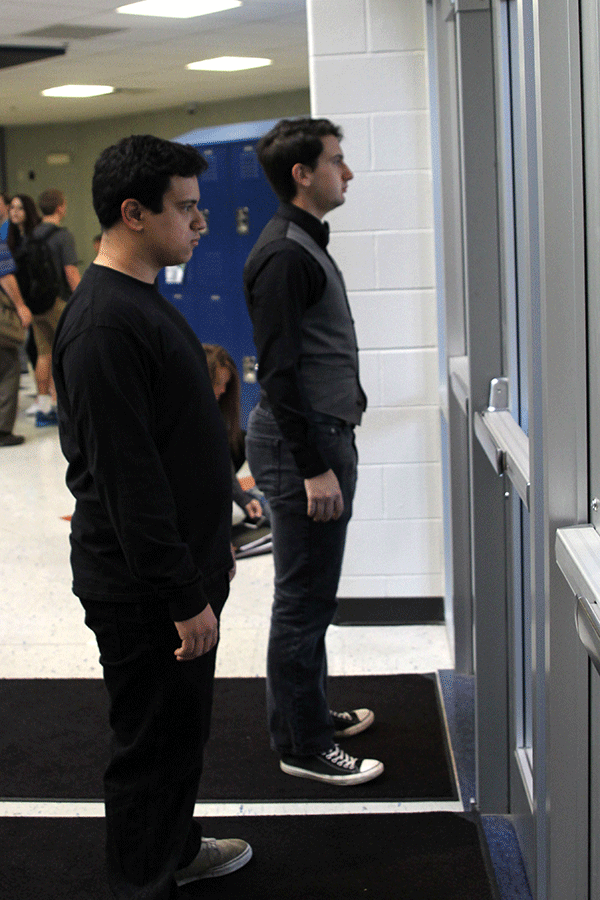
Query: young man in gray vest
xmin=244 ymin=118 xmax=384 ymax=785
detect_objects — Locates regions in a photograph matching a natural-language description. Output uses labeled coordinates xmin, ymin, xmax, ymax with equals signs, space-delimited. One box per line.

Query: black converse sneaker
xmin=280 ymin=743 xmax=384 ymax=785
xmin=330 ymin=708 xmax=375 ymax=737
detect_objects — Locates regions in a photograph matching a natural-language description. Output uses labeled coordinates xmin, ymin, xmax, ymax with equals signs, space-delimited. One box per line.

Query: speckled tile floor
xmin=1 ymin=373 xmax=453 ymax=681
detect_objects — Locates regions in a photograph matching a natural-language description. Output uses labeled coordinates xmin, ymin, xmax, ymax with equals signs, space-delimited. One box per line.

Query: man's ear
xmin=291 ymin=162 xmax=312 ymax=191
xmin=121 ymin=199 xmax=144 ymax=231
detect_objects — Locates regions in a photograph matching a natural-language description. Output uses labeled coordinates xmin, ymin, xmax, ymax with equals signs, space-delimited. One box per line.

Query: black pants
xmin=82 ymin=599 xmax=218 ymax=900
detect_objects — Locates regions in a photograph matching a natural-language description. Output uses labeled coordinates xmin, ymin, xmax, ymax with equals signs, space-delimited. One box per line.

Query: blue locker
xmin=158 ymin=120 xmax=279 ymax=426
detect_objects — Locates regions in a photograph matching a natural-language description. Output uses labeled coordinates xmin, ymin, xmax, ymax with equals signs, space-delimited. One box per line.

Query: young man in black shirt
xmin=244 ymin=118 xmax=384 ymax=786
xmin=53 ymin=135 xmax=252 ymax=900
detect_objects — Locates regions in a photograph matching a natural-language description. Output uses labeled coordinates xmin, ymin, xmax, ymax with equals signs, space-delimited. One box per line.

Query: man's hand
xmin=244 ymin=498 xmax=263 ymax=520
xmin=17 ymin=303 xmax=32 ymax=329
xmin=304 ymin=469 xmax=344 ymax=522
xmin=174 ymin=605 xmax=218 ymax=661
xmin=0 ymin=273 xmax=32 ymax=328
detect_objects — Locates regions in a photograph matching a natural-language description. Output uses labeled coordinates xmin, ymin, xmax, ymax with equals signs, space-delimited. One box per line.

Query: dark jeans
xmin=245 ymin=405 xmax=358 ymax=756
xmin=82 ymin=599 xmax=218 ymax=900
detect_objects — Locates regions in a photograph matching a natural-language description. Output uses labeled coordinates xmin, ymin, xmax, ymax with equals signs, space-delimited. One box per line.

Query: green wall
xmin=4 ymin=88 xmax=309 ymax=271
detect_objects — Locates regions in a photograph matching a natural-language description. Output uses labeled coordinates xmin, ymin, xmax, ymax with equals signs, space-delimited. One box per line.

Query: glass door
xmin=497 ymin=0 xmax=538 ymax=790
xmin=429 ymin=6 xmax=545 ymax=886
xmin=433 ymin=0 xmax=591 ymax=895
xmin=483 ymin=0 xmax=543 ymax=885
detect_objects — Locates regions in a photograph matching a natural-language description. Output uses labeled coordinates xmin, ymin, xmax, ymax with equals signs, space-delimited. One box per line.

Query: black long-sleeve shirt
xmin=243 ymin=203 xmax=333 ymax=478
xmin=53 ymin=264 xmax=233 ymax=623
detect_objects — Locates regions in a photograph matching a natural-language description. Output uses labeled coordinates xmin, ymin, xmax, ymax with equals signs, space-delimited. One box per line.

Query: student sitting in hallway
xmin=203 ymin=342 xmax=269 ymax=526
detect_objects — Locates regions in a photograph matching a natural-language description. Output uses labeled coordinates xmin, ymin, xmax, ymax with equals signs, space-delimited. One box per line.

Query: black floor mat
xmin=1 ymin=812 xmax=499 ymax=900
xmin=0 ymin=674 xmax=457 ymax=801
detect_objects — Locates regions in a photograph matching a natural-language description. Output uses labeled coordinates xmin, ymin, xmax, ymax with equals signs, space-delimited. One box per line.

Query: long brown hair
xmin=6 ymin=194 xmax=41 ymax=254
xmin=202 ymin=344 xmax=245 ymax=460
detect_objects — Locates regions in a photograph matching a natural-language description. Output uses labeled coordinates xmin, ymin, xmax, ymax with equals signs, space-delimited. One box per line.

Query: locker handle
xmin=242 ymin=355 xmax=257 ymax=384
xmin=236 ymin=207 xmax=249 ymax=235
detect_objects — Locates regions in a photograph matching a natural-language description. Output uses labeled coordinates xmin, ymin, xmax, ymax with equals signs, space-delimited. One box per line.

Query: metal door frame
xmin=552 ymin=1 xmax=600 ymax=898
xmin=486 ymin=0 xmax=540 ymax=885
xmin=579 ymin=5 xmax=600 ymax=892
xmin=429 ymin=0 xmax=509 ymax=816
xmin=427 ymin=0 xmax=472 ymax=674
xmin=533 ymin=1 xmax=589 ymax=898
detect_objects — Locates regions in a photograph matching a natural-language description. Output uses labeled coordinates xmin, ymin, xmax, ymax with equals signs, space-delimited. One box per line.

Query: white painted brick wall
xmin=306 ymin=0 xmax=443 ymax=598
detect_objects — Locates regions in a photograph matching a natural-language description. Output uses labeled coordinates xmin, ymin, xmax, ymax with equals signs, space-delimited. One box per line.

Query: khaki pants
xmin=32 ymin=297 xmax=66 ymax=357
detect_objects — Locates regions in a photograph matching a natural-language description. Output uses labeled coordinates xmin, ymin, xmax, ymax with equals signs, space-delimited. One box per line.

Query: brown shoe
xmin=175 ymin=838 xmax=252 ymax=885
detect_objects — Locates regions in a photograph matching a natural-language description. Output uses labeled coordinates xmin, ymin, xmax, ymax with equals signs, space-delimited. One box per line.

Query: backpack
xmin=21 ymin=225 xmax=62 ymax=314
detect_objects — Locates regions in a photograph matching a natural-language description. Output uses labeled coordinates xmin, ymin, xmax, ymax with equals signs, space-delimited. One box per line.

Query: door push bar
xmin=473 ymin=377 xmax=531 ymax=509
xmin=556 ymin=525 xmax=600 ymax=676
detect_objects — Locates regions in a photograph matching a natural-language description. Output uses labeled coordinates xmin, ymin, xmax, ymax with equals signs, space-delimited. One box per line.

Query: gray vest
xmin=286 ymin=221 xmax=367 ymax=425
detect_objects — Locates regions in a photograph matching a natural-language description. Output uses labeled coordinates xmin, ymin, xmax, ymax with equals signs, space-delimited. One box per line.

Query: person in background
xmin=0 ymin=192 xmax=10 ymax=241
xmin=7 ymin=194 xmax=42 ymax=253
xmin=0 ymin=238 xmax=32 ymax=446
xmin=244 ymin=117 xmax=383 ymax=786
xmin=203 ymin=343 xmax=265 ymax=523
xmin=52 ymin=134 xmax=252 ymax=900
xmin=7 ymin=194 xmax=41 ymax=400
xmin=28 ymin=188 xmax=80 ymax=426
xmin=36 ymin=188 xmax=81 ymax=295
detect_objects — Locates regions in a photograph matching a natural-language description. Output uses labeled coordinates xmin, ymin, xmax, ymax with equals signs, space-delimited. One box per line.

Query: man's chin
xmin=164 ymin=251 xmax=192 ymax=267
xmin=329 ymin=196 xmax=345 ymax=212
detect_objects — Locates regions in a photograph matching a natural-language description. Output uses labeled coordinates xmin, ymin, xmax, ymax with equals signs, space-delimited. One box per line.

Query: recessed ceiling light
xmin=116 ymin=0 xmax=241 ymax=17
xmin=42 ymin=85 xmax=115 ymax=98
xmin=187 ymin=56 xmax=272 ymax=72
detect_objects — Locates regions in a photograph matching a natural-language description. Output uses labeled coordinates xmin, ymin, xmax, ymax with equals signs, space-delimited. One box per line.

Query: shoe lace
xmin=331 ymin=710 xmax=353 ymax=722
xmin=321 ymin=744 xmax=358 ymax=769
xmin=200 ymin=838 xmax=220 ymax=867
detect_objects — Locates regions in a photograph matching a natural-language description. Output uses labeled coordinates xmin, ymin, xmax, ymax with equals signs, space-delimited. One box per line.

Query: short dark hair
xmin=38 ymin=188 xmax=65 ymax=216
xmin=92 ymin=134 xmax=208 ymax=229
xmin=257 ymin=117 xmax=343 ymax=202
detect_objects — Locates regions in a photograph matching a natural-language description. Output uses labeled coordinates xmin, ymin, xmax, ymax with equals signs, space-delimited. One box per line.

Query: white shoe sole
xmin=280 ymin=758 xmax=384 ymax=786
xmin=175 ymin=842 xmax=253 ymax=884
xmin=333 ymin=708 xmax=375 ymax=737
